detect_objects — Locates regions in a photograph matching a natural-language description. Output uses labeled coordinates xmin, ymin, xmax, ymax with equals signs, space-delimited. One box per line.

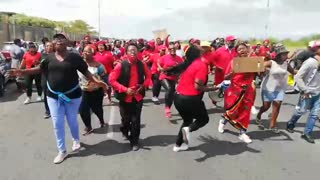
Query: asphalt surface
xmin=0 ymin=82 xmax=319 ymax=180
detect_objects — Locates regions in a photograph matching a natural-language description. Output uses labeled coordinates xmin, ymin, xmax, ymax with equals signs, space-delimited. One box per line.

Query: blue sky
xmin=0 ymin=0 xmax=318 ymax=40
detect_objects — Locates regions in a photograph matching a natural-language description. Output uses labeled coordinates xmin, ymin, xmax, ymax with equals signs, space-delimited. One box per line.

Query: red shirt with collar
xmin=211 ymin=46 xmax=237 ymax=85
xmin=159 ymin=54 xmax=183 ymax=81
xmin=177 ymin=58 xmax=209 ymax=96
xmin=23 ymin=52 xmax=42 ymax=69
xmin=109 ymin=59 xmax=152 ymax=103
xmin=94 ymin=51 xmax=115 ymax=74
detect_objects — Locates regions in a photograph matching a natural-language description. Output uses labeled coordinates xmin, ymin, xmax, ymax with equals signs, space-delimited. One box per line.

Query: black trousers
xmin=79 ymin=88 xmax=105 ymax=129
xmin=119 ymin=99 xmax=143 ymax=145
xmin=25 ymin=75 xmax=42 ymax=97
xmin=161 ymin=79 xmax=176 ymax=107
xmin=174 ymin=93 xmax=209 ymax=146
xmin=152 ymin=73 xmax=161 ymax=98
xmin=43 ymin=86 xmax=50 ymax=114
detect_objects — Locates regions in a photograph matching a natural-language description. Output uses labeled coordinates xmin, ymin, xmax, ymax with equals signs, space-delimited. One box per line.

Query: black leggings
xmin=161 ymin=79 xmax=176 ymax=107
xmin=25 ymin=75 xmax=42 ymax=97
xmin=43 ymin=86 xmax=50 ymax=114
xmin=79 ymin=88 xmax=105 ymax=129
xmin=152 ymin=74 xmax=161 ymax=98
xmin=174 ymin=93 xmax=209 ymax=146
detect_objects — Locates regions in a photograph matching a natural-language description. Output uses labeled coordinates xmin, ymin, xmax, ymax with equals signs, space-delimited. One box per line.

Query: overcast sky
xmin=0 ymin=0 xmax=318 ymax=40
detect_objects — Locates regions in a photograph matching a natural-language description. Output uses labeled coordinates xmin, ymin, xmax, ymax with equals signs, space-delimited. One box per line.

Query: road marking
xmin=107 ymin=105 xmax=116 ymax=139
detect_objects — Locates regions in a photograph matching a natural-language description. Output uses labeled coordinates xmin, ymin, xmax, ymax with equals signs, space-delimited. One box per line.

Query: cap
xmin=309 ymin=40 xmax=320 ymax=48
xmin=275 ymin=43 xmax=289 ymax=56
xmin=148 ymin=40 xmax=155 ymax=47
xmin=53 ymin=33 xmax=67 ymax=39
xmin=159 ymin=45 xmax=167 ymax=51
xmin=226 ymin=35 xmax=236 ymax=42
xmin=96 ymin=41 xmax=105 ymax=46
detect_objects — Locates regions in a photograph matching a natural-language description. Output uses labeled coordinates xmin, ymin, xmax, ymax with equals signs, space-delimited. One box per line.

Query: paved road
xmin=0 ymin=82 xmax=319 ymax=180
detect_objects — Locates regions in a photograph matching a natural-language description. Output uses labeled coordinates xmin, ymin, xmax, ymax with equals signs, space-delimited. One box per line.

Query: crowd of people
xmin=8 ymin=33 xmax=320 ymax=164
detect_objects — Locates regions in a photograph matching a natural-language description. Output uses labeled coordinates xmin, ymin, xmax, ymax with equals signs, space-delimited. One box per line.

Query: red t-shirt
xmin=159 ymin=54 xmax=183 ymax=81
xmin=94 ymin=51 xmax=115 ymax=74
xmin=23 ymin=52 xmax=42 ymax=69
xmin=177 ymin=58 xmax=208 ymax=96
xmin=109 ymin=59 xmax=152 ymax=103
xmin=211 ymin=46 xmax=237 ymax=85
xmin=151 ymin=53 xmax=162 ymax=74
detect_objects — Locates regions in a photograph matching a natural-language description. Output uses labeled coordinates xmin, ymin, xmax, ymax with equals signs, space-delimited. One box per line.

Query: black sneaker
xmin=286 ymin=123 xmax=295 ymax=133
xmin=301 ymin=134 xmax=315 ymax=144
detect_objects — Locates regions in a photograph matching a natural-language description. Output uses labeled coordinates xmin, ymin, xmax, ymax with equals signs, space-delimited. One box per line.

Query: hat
xmin=159 ymin=45 xmax=167 ymax=51
xmin=309 ymin=40 xmax=320 ymax=48
xmin=275 ymin=43 xmax=289 ymax=56
xmin=226 ymin=35 xmax=236 ymax=42
xmin=53 ymin=33 xmax=67 ymax=39
xmin=96 ymin=41 xmax=105 ymax=46
xmin=148 ymin=40 xmax=155 ymax=47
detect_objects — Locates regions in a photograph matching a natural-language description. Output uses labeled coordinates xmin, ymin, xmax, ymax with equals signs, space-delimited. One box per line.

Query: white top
xmin=176 ymin=49 xmax=185 ymax=58
xmin=261 ymin=60 xmax=288 ymax=92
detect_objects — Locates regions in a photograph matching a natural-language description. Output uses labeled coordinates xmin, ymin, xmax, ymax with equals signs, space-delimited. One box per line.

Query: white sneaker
xmin=218 ymin=119 xmax=225 ymax=133
xmin=151 ymin=97 xmax=159 ymax=102
xmin=182 ymin=127 xmax=191 ymax=144
xmin=173 ymin=144 xmax=189 ymax=152
xmin=36 ymin=96 xmax=42 ymax=102
xmin=24 ymin=97 xmax=31 ymax=104
xmin=251 ymin=106 xmax=258 ymax=115
xmin=72 ymin=141 xmax=81 ymax=152
xmin=53 ymin=152 xmax=68 ymax=164
xmin=239 ymin=133 xmax=252 ymax=144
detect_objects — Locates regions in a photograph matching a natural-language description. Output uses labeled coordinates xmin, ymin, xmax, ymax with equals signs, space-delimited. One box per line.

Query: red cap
xmin=159 ymin=45 xmax=166 ymax=51
xmin=138 ymin=38 xmax=144 ymax=44
xmin=148 ymin=40 xmax=155 ymax=47
xmin=264 ymin=39 xmax=270 ymax=44
xmin=96 ymin=41 xmax=105 ymax=46
xmin=226 ymin=35 xmax=236 ymax=42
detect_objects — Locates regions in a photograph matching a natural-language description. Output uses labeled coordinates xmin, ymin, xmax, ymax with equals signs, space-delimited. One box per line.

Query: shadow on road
xmin=69 ymin=140 xmax=132 ymax=158
xmin=143 ymin=98 xmax=165 ymax=105
xmin=189 ymin=135 xmax=261 ymax=162
xmin=92 ymin=124 xmax=146 ymax=134
xmin=224 ymin=129 xmax=293 ymax=141
xmin=0 ymin=83 xmax=23 ymax=103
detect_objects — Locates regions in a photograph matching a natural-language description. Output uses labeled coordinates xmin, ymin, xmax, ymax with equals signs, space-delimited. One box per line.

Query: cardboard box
xmin=233 ymin=57 xmax=265 ymax=73
xmin=152 ymin=29 xmax=168 ymax=41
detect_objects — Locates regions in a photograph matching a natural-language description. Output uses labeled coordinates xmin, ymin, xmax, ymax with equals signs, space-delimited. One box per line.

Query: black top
xmin=40 ymin=52 xmax=88 ymax=99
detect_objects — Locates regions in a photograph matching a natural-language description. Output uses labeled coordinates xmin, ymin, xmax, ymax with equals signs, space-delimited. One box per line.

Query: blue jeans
xmin=288 ymin=94 xmax=320 ymax=135
xmin=47 ymin=97 xmax=81 ymax=152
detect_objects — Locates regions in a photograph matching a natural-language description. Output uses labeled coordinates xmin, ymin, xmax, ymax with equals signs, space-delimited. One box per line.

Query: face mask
xmin=128 ymin=55 xmax=137 ymax=63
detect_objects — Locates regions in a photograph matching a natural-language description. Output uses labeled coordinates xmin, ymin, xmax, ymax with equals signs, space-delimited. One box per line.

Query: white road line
xmin=106 ymin=105 xmax=116 ymax=139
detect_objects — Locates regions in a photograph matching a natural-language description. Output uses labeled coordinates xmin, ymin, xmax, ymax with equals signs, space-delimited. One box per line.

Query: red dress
xmin=223 ymin=59 xmax=256 ymax=130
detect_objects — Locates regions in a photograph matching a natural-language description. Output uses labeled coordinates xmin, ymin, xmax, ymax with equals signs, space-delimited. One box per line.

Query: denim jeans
xmin=288 ymin=94 xmax=320 ymax=135
xmin=47 ymin=97 xmax=81 ymax=152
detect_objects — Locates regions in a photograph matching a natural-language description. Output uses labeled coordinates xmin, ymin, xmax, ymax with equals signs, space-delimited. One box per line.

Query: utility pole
xmin=98 ymin=0 xmax=101 ymax=39
xmin=265 ymin=0 xmax=270 ymax=38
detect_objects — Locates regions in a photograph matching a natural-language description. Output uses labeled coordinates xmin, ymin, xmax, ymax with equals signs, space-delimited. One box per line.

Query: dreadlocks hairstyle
xmin=165 ymin=44 xmax=202 ymax=75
